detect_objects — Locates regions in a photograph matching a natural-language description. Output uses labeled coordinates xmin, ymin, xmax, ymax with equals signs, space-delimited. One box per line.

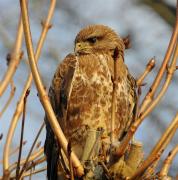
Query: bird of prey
xmin=44 ymin=25 xmax=137 ymax=180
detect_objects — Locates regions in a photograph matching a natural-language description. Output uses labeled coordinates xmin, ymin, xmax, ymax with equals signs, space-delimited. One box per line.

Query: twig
xmin=9 ymin=141 xmax=27 ymax=157
xmin=132 ymin=113 xmax=178 ymax=179
xmin=20 ymin=0 xmax=84 ymax=176
xmin=35 ymin=141 xmax=41 ymax=149
xmin=140 ymin=1 xmax=178 ymax=113
xmin=145 ymin=114 xmax=178 ymax=176
xmin=68 ymin=141 xmax=74 ymax=180
xmin=20 ymin=166 xmax=46 ymax=178
xmin=29 ymin=166 xmax=33 ymax=180
xmin=16 ymin=89 xmax=30 ymax=179
xmin=3 ymin=0 xmax=56 ymax=174
xmin=23 ymin=155 xmax=46 ymax=172
xmin=18 ymin=122 xmax=45 ymax=178
xmin=9 ymin=148 xmax=44 ymax=173
xmin=114 ymin=38 xmax=178 ymax=158
xmin=129 ymin=149 xmax=163 ymax=180
xmin=160 ymin=144 xmax=178 ymax=176
xmin=0 ymin=80 xmax=16 ymax=118
xmin=0 ymin=17 xmax=23 ymax=97
xmin=111 ymin=47 xmax=120 ymax=144
xmin=10 ymin=156 xmax=46 ymax=178
xmin=137 ymin=57 xmax=155 ymax=86
xmin=139 ymin=40 xmax=178 ymax=120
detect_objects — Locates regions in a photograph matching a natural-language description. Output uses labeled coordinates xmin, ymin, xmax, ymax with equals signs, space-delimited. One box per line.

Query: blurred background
xmin=0 ymin=0 xmax=177 ymax=179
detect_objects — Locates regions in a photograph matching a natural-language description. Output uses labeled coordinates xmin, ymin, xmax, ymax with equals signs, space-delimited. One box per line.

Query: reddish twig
xmin=16 ymin=89 xmax=30 ymax=179
xmin=18 ymin=122 xmax=45 ymax=178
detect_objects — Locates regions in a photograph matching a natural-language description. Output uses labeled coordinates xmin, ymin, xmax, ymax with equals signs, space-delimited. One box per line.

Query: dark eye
xmin=87 ymin=37 xmax=97 ymax=43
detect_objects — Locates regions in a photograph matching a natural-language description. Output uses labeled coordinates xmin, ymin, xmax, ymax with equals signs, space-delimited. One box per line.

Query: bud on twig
xmin=146 ymin=57 xmax=155 ymax=72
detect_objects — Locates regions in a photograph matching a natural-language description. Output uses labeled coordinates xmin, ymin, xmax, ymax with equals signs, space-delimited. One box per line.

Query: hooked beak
xmin=74 ymin=42 xmax=89 ymax=54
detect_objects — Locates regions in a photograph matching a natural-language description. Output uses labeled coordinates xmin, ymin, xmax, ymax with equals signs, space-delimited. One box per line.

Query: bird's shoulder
xmin=48 ymin=54 xmax=77 ymax=111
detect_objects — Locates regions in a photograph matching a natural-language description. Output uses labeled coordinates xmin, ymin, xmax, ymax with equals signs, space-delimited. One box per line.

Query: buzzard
xmin=44 ymin=25 xmax=137 ymax=179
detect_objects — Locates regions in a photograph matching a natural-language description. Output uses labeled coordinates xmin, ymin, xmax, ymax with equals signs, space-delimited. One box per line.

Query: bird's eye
xmin=87 ymin=37 xmax=97 ymax=43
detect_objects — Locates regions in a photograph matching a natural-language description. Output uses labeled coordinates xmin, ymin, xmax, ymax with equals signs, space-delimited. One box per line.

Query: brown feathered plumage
xmin=44 ymin=25 xmax=137 ymax=180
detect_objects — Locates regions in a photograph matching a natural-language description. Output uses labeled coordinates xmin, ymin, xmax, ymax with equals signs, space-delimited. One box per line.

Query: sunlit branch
xmin=114 ymin=40 xmax=178 ymax=158
xmin=23 ymin=155 xmax=46 ymax=172
xmin=20 ymin=0 xmax=84 ymax=177
xmin=10 ymin=158 xmax=46 ymax=179
xmin=19 ymin=122 xmax=45 ymax=178
xmin=20 ymin=166 xmax=47 ymax=178
xmin=0 ymin=17 xmax=23 ymax=97
xmin=140 ymin=2 xmax=178 ymax=113
xmin=0 ymin=141 xmax=27 ymax=164
xmin=139 ymin=41 xmax=178 ymax=119
xmin=3 ymin=0 xmax=56 ymax=174
xmin=0 ymin=80 xmax=16 ymax=118
xmin=9 ymin=148 xmax=44 ymax=173
xmin=137 ymin=57 xmax=155 ymax=86
xmin=129 ymin=150 xmax=163 ymax=180
xmin=159 ymin=144 xmax=178 ymax=177
xmin=131 ymin=113 xmax=178 ymax=179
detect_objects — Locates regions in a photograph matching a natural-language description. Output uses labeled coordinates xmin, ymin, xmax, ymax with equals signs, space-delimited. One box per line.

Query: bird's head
xmin=74 ymin=25 xmax=125 ymax=55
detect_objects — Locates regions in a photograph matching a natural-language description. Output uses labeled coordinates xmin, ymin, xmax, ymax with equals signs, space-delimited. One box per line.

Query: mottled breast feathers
xmin=47 ymin=52 xmax=136 ymax=144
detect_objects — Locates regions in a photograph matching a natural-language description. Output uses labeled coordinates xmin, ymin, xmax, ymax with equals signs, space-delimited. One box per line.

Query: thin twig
xmin=111 ymin=47 xmax=120 ymax=144
xmin=140 ymin=1 xmax=178 ymax=113
xmin=129 ymin=149 xmax=163 ymax=180
xmin=10 ymin=141 xmax=27 ymax=157
xmin=16 ymin=89 xmax=30 ymax=179
xmin=20 ymin=0 xmax=84 ymax=176
xmin=3 ymin=0 xmax=56 ymax=173
xmin=18 ymin=122 xmax=45 ymax=178
xmin=159 ymin=144 xmax=178 ymax=176
xmin=0 ymin=17 xmax=23 ymax=97
xmin=138 ymin=41 xmax=178 ymax=120
xmin=20 ymin=166 xmax=46 ymax=178
xmin=68 ymin=141 xmax=74 ymax=180
xmin=23 ymin=155 xmax=46 ymax=172
xmin=131 ymin=113 xmax=178 ymax=179
xmin=9 ymin=148 xmax=44 ymax=173
xmin=0 ymin=80 xmax=16 ymax=118
xmin=114 ymin=39 xmax=178 ymax=158
xmin=137 ymin=57 xmax=155 ymax=86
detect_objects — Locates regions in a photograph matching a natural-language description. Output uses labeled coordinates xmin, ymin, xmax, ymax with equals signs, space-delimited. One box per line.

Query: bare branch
xmin=132 ymin=113 xmax=178 ymax=179
xmin=9 ymin=148 xmax=44 ymax=173
xmin=19 ymin=122 xmax=45 ymax=178
xmin=3 ymin=0 xmax=57 ymax=174
xmin=20 ymin=166 xmax=46 ymax=179
xmin=140 ymin=2 xmax=178 ymax=113
xmin=137 ymin=57 xmax=155 ymax=86
xmin=20 ymin=0 xmax=84 ymax=177
xmin=160 ymin=144 xmax=178 ymax=177
xmin=114 ymin=39 xmax=178 ymax=159
xmin=0 ymin=17 xmax=23 ymax=97
xmin=0 ymin=80 xmax=16 ymax=118
xmin=16 ymin=89 xmax=30 ymax=179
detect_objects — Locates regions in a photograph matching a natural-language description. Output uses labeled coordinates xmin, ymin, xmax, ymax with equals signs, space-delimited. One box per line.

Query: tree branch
xmin=20 ymin=0 xmax=83 ymax=177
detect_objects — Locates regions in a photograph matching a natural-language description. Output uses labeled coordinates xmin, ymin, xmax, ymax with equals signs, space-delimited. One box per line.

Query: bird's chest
xmin=66 ymin=55 xmax=128 ymax=135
